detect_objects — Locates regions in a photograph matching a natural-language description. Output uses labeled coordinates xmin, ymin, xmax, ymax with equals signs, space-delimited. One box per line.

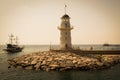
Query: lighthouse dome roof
xmin=61 ymin=14 xmax=70 ymax=19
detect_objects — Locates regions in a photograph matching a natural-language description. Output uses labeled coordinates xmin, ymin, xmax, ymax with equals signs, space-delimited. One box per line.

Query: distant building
xmin=58 ymin=6 xmax=73 ymax=50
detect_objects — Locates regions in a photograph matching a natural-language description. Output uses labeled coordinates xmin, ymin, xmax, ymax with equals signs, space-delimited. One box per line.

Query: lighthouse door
xmin=65 ymin=44 xmax=68 ymax=49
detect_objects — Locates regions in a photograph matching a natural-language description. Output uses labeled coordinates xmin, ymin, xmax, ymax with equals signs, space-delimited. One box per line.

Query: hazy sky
xmin=0 ymin=0 xmax=120 ymax=45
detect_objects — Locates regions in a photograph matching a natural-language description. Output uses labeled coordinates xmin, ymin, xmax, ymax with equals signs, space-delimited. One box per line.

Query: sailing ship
xmin=4 ymin=34 xmax=24 ymax=53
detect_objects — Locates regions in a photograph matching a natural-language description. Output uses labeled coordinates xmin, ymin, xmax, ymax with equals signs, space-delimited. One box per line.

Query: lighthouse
xmin=58 ymin=5 xmax=73 ymax=50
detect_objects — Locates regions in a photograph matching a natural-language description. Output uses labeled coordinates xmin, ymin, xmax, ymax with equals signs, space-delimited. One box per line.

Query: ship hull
xmin=4 ymin=47 xmax=24 ymax=53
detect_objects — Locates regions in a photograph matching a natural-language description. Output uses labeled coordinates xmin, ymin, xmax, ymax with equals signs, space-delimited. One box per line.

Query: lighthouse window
xmin=65 ymin=19 xmax=68 ymax=21
xmin=65 ymin=23 xmax=67 ymax=27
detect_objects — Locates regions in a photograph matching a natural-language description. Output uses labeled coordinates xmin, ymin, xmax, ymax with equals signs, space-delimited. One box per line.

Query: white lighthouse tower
xmin=58 ymin=5 xmax=73 ymax=50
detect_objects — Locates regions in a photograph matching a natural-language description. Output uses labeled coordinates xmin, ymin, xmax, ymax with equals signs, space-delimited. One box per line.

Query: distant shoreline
xmin=1 ymin=44 xmax=120 ymax=46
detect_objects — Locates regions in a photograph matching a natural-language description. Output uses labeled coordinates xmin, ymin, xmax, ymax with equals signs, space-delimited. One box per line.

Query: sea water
xmin=0 ymin=45 xmax=120 ymax=80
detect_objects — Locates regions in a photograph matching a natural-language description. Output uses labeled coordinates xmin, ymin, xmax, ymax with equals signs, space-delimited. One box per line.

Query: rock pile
xmin=8 ymin=51 xmax=120 ymax=71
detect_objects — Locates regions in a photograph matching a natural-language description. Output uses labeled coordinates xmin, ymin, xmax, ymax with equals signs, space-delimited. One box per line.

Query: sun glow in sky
xmin=0 ymin=0 xmax=120 ymax=45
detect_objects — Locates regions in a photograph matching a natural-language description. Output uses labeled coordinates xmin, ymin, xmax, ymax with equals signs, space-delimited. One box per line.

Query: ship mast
xmin=15 ymin=36 xmax=18 ymax=45
xmin=9 ymin=34 xmax=14 ymax=44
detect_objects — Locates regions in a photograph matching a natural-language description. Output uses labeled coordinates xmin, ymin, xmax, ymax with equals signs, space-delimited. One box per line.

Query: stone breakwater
xmin=8 ymin=51 xmax=120 ymax=71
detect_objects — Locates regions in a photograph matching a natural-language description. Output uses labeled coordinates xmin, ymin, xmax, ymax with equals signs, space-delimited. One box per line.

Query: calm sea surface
xmin=0 ymin=45 xmax=120 ymax=80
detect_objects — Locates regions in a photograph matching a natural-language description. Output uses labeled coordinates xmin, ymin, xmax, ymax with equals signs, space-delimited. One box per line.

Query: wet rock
xmin=17 ymin=66 xmax=23 ymax=69
xmin=67 ymin=56 xmax=73 ymax=60
xmin=47 ymin=58 xmax=53 ymax=61
xmin=25 ymin=66 xmax=33 ymax=70
xmin=45 ymin=68 xmax=50 ymax=71
xmin=41 ymin=66 xmax=47 ymax=70
xmin=34 ymin=62 xmax=41 ymax=70
xmin=41 ymin=61 xmax=47 ymax=65
xmin=72 ymin=60 xmax=77 ymax=64
xmin=31 ymin=59 xmax=37 ymax=65
xmin=49 ymin=64 xmax=59 ymax=68
xmin=23 ymin=61 xmax=29 ymax=64
xmin=8 ymin=66 xmax=11 ymax=68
